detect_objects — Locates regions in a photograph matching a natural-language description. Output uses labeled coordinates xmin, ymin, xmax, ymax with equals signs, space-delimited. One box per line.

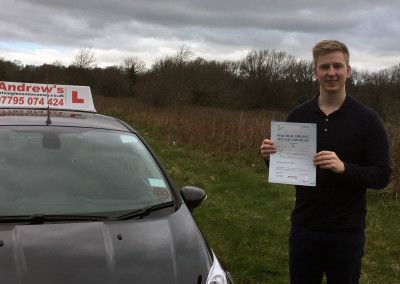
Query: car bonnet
xmin=0 ymin=205 xmax=211 ymax=284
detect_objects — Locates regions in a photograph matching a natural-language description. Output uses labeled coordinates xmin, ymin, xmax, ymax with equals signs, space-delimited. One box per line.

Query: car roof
xmin=0 ymin=81 xmax=129 ymax=132
xmin=0 ymin=109 xmax=129 ymax=132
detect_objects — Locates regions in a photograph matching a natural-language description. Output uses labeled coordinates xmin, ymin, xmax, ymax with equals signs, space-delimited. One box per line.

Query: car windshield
xmin=0 ymin=126 xmax=173 ymax=216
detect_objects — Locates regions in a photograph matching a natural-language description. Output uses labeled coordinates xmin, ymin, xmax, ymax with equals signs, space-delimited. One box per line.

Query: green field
xmin=141 ymin=129 xmax=400 ymax=284
xmin=97 ymin=98 xmax=400 ymax=283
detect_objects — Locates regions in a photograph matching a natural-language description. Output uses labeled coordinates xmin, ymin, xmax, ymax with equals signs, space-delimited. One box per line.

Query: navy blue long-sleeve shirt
xmin=286 ymin=95 xmax=391 ymax=231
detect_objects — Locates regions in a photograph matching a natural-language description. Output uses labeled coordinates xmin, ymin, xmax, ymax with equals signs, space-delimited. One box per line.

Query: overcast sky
xmin=1 ymin=0 xmax=399 ymax=72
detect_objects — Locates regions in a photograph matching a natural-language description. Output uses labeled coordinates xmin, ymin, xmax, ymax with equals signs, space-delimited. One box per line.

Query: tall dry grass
xmin=387 ymin=126 xmax=400 ymax=200
xmin=95 ymin=96 xmax=286 ymax=164
xmin=95 ymin=95 xmax=399 ymax=199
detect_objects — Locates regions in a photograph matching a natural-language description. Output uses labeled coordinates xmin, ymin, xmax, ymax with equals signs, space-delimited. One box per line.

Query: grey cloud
xmin=1 ymin=0 xmax=400 ymax=70
xmin=9 ymin=0 xmax=388 ymax=36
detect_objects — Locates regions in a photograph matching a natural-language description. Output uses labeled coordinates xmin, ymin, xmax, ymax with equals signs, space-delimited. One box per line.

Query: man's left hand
xmin=314 ymin=151 xmax=345 ymax=174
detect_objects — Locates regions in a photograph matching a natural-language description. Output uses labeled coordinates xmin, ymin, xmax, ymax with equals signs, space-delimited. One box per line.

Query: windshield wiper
xmin=0 ymin=202 xmax=176 ymax=223
xmin=0 ymin=214 xmax=109 ymax=224
xmin=114 ymin=201 xmax=175 ymax=220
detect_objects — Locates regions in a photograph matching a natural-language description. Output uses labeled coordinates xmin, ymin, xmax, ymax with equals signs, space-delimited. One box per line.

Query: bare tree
xmin=239 ymin=49 xmax=270 ymax=79
xmin=52 ymin=60 xmax=64 ymax=67
xmin=72 ymin=47 xmax=97 ymax=69
xmin=239 ymin=49 xmax=297 ymax=81
xmin=174 ymin=44 xmax=193 ymax=65
xmin=120 ymin=56 xmax=146 ymax=78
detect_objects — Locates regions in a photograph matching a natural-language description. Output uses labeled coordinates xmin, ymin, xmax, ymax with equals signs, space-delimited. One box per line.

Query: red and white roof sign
xmin=0 ymin=81 xmax=96 ymax=113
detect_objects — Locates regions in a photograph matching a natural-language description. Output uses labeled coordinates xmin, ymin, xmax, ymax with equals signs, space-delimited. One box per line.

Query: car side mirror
xmin=180 ymin=186 xmax=207 ymax=212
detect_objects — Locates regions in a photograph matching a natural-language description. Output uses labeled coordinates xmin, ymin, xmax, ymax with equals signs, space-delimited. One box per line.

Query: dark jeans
xmin=289 ymin=224 xmax=365 ymax=284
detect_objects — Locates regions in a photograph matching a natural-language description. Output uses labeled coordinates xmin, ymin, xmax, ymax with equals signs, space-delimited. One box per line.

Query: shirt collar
xmin=311 ymin=94 xmax=353 ymax=114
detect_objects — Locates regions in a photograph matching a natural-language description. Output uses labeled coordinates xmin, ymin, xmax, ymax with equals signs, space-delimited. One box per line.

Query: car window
xmin=0 ymin=126 xmax=173 ymax=216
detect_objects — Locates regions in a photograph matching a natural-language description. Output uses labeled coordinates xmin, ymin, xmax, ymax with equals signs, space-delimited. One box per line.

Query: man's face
xmin=314 ymin=51 xmax=351 ymax=95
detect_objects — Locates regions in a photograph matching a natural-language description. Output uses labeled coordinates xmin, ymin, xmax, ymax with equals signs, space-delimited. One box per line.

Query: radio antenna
xmin=45 ymin=72 xmax=52 ymax=125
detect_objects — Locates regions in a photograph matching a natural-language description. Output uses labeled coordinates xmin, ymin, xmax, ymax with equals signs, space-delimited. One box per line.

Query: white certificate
xmin=268 ymin=121 xmax=316 ymax=186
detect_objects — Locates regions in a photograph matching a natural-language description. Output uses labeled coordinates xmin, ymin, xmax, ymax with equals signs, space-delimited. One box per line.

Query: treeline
xmin=1 ymin=47 xmax=400 ymax=122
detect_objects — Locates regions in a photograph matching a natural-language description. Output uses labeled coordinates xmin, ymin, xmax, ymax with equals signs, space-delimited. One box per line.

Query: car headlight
xmin=206 ymin=251 xmax=231 ymax=284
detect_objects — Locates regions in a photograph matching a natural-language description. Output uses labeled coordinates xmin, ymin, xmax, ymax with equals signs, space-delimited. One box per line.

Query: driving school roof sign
xmin=0 ymin=81 xmax=96 ymax=113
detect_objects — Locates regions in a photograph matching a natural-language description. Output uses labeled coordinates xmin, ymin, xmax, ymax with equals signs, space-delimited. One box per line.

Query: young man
xmin=260 ymin=40 xmax=391 ymax=284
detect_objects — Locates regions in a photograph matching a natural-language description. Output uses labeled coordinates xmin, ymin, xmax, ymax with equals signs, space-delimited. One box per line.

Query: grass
xmin=148 ymin=134 xmax=400 ymax=283
xmin=362 ymin=194 xmax=400 ymax=283
xmin=144 ymin=131 xmax=293 ymax=283
xmin=96 ymin=96 xmax=400 ymax=283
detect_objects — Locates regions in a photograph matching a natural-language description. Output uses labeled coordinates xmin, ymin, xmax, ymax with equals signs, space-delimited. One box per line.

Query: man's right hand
xmin=260 ymin=139 xmax=277 ymax=160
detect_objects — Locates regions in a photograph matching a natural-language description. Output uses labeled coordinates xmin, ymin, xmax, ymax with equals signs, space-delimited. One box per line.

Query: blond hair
xmin=312 ymin=40 xmax=350 ymax=67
